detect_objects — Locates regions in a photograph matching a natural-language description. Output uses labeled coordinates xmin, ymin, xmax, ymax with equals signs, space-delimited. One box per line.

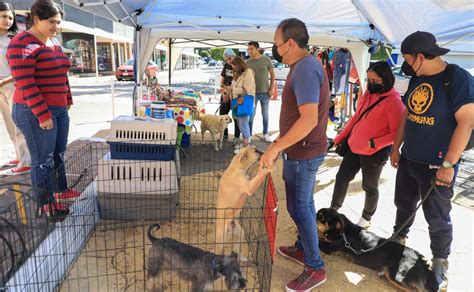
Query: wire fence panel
xmin=1 ymin=140 xmax=277 ymax=292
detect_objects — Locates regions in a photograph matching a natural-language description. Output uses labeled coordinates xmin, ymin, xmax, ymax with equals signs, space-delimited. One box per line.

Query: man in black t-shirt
xmin=390 ymin=31 xmax=474 ymax=290
xmin=220 ymin=48 xmax=240 ymax=141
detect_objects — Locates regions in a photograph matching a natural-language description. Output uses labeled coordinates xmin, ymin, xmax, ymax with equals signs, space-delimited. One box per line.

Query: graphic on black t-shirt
xmin=221 ymin=63 xmax=233 ymax=86
xmin=408 ymin=83 xmax=434 ymax=115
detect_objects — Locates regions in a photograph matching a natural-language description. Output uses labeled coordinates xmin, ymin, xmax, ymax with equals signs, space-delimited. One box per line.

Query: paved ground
xmin=1 ymin=66 xmax=473 ymax=291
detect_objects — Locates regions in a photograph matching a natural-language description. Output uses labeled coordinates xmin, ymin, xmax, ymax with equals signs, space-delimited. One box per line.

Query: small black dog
xmin=316 ymin=208 xmax=439 ymax=292
xmin=147 ymin=224 xmax=247 ymax=292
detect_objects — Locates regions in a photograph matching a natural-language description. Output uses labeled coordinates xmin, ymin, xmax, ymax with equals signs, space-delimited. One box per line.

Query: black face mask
xmin=272 ymin=44 xmax=283 ymax=63
xmin=367 ymin=82 xmax=383 ymax=94
xmin=401 ymin=61 xmax=415 ymax=77
xmin=401 ymin=56 xmax=423 ymax=77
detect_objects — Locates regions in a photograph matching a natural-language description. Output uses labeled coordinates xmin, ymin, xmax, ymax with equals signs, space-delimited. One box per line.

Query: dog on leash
xmin=147 ymin=224 xmax=247 ymax=292
xmin=316 ymin=208 xmax=439 ymax=291
xmin=199 ymin=113 xmax=232 ymax=151
xmin=215 ymin=146 xmax=271 ymax=254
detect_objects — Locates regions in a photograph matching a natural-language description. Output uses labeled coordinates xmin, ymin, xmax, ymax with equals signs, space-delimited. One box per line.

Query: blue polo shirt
xmin=401 ymin=66 xmax=474 ymax=165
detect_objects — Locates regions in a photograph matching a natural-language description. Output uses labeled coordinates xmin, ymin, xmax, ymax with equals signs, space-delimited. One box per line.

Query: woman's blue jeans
xmin=13 ymin=104 xmax=69 ymax=205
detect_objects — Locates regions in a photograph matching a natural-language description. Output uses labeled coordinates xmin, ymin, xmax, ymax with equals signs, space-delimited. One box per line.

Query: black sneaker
xmin=39 ymin=202 xmax=71 ymax=223
xmin=391 ymin=234 xmax=406 ymax=245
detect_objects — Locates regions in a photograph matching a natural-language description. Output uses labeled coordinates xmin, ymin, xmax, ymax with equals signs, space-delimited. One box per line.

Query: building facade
xmin=10 ymin=0 xmax=134 ymax=76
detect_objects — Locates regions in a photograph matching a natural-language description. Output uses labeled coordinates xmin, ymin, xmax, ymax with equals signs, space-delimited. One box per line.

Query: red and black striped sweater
xmin=7 ymin=31 xmax=72 ymax=123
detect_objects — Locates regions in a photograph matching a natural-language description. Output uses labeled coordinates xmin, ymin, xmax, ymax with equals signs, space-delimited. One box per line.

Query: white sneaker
xmin=234 ymin=144 xmax=243 ymax=154
xmin=357 ymin=217 xmax=371 ymax=229
xmin=263 ymin=134 xmax=272 ymax=143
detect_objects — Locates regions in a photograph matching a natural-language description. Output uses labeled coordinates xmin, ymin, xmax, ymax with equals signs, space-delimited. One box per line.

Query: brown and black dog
xmin=316 ymin=208 xmax=439 ymax=292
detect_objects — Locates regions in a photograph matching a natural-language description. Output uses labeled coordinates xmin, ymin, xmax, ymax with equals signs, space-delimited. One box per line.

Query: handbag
xmin=231 ymin=94 xmax=254 ymax=117
xmin=335 ymin=137 xmax=350 ymax=157
xmin=335 ymin=95 xmax=389 ymax=157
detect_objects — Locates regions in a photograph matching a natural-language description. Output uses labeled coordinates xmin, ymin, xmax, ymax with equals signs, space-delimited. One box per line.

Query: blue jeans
xmin=237 ymin=115 xmax=251 ymax=140
xmin=249 ymin=93 xmax=269 ymax=135
xmin=283 ymin=154 xmax=325 ymax=269
xmin=13 ymin=104 xmax=70 ymax=205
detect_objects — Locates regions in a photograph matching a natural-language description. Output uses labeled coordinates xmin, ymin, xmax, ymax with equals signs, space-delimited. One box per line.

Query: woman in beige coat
xmin=228 ymin=57 xmax=255 ymax=153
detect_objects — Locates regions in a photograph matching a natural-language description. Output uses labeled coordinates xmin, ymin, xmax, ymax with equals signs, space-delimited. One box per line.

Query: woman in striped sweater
xmin=7 ymin=0 xmax=79 ymax=221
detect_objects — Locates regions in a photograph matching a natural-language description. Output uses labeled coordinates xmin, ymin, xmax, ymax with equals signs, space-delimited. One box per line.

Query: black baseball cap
xmin=401 ymin=31 xmax=450 ymax=56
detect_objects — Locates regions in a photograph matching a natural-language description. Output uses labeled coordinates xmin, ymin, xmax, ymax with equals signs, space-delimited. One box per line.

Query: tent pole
xmin=132 ymin=24 xmax=141 ymax=116
xmin=168 ymin=38 xmax=172 ymax=86
xmin=94 ymin=34 xmax=99 ymax=82
xmin=385 ymin=47 xmax=396 ymax=66
xmin=440 ymin=32 xmax=474 ymax=47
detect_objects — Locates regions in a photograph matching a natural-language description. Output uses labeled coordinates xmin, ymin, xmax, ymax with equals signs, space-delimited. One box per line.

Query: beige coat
xmin=231 ymin=69 xmax=255 ymax=99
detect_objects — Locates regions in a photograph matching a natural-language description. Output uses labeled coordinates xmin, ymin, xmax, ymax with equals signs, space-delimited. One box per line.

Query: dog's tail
xmin=147 ymin=224 xmax=161 ymax=243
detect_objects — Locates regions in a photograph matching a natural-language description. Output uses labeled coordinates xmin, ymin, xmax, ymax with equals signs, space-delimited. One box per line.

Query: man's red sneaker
xmin=278 ymin=245 xmax=305 ymax=266
xmin=286 ymin=266 xmax=326 ymax=292
xmin=55 ymin=189 xmax=82 ymax=202
xmin=3 ymin=166 xmax=31 ymax=175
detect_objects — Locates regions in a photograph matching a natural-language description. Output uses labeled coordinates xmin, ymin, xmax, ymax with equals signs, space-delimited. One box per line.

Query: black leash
xmin=341 ymin=178 xmax=445 ymax=255
xmin=214 ymin=104 xmax=222 ymax=115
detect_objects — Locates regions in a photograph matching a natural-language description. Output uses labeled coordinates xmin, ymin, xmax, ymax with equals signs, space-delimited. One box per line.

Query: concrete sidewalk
xmin=264 ymin=149 xmax=473 ymax=291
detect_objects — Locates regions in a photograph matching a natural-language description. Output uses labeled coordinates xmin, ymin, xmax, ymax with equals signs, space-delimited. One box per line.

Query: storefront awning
xmin=60 ymin=21 xmax=133 ymax=44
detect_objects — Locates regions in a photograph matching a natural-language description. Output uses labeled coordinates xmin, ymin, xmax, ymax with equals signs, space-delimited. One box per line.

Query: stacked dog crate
xmin=97 ymin=115 xmax=179 ymax=221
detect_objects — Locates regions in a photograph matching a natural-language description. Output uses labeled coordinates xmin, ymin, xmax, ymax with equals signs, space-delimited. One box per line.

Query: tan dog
xmin=199 ymin=114 xmax=232 ymax=151
xmin=215 ymin=146 xmax=270 ymax=253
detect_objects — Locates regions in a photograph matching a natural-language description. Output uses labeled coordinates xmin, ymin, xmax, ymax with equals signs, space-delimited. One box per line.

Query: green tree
xmin=210 ymin=48 xmax=226 ymax=61
xmin=198 ymin=49 xmax=210 ymax=58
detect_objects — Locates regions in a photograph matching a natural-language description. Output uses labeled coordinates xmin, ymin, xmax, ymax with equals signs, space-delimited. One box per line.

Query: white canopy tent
xmin=63 ymin=0 xmax=474 ymax=112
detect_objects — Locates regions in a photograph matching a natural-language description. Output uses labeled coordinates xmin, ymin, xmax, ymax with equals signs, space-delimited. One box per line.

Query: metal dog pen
xmin=1 ymin=140 xmax=278 ymax=291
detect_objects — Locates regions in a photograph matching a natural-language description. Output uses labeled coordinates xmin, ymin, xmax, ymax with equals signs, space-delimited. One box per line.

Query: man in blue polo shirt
xmin=390 ymin=31 xmax=474 ymax=290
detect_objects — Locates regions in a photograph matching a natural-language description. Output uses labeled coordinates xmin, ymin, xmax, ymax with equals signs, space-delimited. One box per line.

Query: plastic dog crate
xmin=106 ymin=115 xmax=177 ymax=160
xmin=96 ymin=153 xmax=179 ymax=220
xmin=107 ymin=142 xmax=176 ymax=161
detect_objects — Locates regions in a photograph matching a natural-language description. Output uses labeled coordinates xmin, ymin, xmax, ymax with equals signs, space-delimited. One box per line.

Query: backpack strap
xmin=441 ymin=63 xmax=459 ymax=100
xmin=440 ymin=63 xmax=474 ymax=150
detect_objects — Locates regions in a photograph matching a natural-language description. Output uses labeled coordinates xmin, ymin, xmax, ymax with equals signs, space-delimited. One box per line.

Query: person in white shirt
xmin=0 ymin=1 xmax=31 ymax=175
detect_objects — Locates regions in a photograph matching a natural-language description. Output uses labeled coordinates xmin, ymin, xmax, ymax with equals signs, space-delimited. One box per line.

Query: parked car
xmin=392 ymin=66 xmax=410 ymax=97
xmin=208 ymin=59 xmax=217 ymax=66
xmin=115 ymin=59 xmax=159 ymax=81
